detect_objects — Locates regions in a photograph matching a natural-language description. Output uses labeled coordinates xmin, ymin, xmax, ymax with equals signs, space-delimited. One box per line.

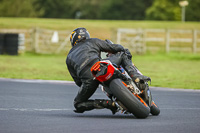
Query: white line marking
xmin=150 ymin=87 xmax=200 ymax=92
xmin=160 ymin=108 xmax=200 ymax=110
xmin=0 ymin=108 xmax=72 ymax=112
xmin=0 ymin=78 xmax=200 ymax=92
xmin=1 ymin=107 xmax=200 ymax=112
xmin=0 ymin=78 xmax=75 ymax=84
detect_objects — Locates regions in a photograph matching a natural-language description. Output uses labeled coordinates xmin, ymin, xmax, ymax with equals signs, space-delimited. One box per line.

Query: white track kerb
xmin=0 ymin=78 xmax=74 ymax=84
xmin=0 ymin=78 xmax=199 ymax=92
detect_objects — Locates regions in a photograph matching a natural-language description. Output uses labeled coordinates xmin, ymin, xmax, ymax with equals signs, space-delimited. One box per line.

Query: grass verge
xmin=0 ymin=52 xmax=200 ymax=89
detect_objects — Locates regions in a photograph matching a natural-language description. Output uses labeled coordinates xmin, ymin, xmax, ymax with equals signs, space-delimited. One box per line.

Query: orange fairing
xmin=91 ymin=61 xmax=115 ymax=82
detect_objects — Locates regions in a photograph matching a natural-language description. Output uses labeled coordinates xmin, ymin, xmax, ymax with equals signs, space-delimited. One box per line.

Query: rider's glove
xmin=124 ymin=49 xmax=132 ymax=60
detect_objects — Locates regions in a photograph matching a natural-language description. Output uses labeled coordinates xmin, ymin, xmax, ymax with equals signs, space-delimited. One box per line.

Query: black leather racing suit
xmin=66 ymin=37 xmax=150 ymax=113
xmin=66 ymin=38 xmax=125 ymax=110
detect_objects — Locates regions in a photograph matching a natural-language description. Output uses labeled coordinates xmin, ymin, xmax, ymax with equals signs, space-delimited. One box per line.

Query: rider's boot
xmin=74 ymin=99 xmax=118 ymax=114
xmin=121 ymin=52 xmax=151 ymax=86
xmin=128 ymin=68 xmax=151 ymax=85
xmin=123 ymin=64 xmax=151 ymax=89
xmin=95 ymin=99 xmax=118 ymax=114
xmin=74 ymin=100 xmax=96 ymax=113
xmin=127 ymin=66 xmax=151 ymax=103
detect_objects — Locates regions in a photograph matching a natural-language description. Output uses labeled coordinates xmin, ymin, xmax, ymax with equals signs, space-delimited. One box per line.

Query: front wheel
xmin=109 ymin=79 xmax=150 ymax=118
xmin=141 ymin=83 xmax=160 ymax=116
xmin=150 ymin=101 xmax=160 ymax=115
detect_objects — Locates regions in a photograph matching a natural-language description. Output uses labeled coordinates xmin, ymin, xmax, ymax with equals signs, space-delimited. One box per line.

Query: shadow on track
xmin=37 ymin=110 xmax=159 ymax=119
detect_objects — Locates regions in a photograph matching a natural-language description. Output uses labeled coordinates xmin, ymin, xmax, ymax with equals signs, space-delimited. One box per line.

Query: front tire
xmin=109 ymin=79 xmax=150 ymax=118
xmin=150 ymin=101 xmax=160 ymax=116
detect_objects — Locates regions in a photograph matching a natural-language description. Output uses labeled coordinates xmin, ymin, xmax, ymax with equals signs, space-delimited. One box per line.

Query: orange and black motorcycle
xmin=91 ymin=60 xmax=160 ymax=118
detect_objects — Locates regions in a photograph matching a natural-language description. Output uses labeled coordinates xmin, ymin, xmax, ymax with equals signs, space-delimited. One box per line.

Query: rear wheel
xmin=109 ymin=79 xmax=150 ymax=118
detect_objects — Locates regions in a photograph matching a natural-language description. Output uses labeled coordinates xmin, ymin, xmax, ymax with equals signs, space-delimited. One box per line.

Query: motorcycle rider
xmin=66 ymin=27 xmax=150 ymax=114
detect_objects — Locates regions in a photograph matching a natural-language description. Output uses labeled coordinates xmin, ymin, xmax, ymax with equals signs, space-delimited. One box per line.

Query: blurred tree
xmin=77 ymin=0 xmax=106 ymax=19
xmin=146 ymin=0 xmax=181 ymax=21
xmin=100 ymin=0 xmax=153 ymax=20
xmin=33 ymin=0 xmax=106 ymax=19
xmin=33 ymin=0 xmax=153 ymax=20
xmin=33 ymin=0 xmax=73 ymax=18
xmin=146 ymin=0 xmax=200 ymax=21
xmin=0 ymin=0 xmax=41 ymax=17
xmin=0 ymin=0 xmax=199 ymax=21
xmin=185 ymin=0 xmax=200 ymax=21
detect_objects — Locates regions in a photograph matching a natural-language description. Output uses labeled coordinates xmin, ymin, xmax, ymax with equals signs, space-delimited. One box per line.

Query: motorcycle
xmin=91 ymin=59 xmax=160 ymax=118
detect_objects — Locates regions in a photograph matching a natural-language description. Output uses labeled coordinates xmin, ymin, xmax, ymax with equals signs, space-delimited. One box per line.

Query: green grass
xmin=133 ymin=53 xmax=200 ymax=89
xmin=0 ymin=52 xmax=200 ymax=89
xmin=0 ymin=53 xmax=72 ymax=81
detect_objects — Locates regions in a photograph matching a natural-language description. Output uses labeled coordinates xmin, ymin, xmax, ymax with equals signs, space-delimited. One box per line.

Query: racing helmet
xmin=70 ymin=27 xmax=90 ymax=47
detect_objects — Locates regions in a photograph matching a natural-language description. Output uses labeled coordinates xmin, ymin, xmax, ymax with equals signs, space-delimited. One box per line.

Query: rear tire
xmin=109 ymin=79 xmax=150 ymax=118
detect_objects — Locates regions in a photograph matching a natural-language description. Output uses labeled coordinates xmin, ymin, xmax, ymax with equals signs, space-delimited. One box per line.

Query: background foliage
xmin=146 ymin=0 xmax=181 ymax=21
xmin=0 ymin=0 xmax=199 ymax=21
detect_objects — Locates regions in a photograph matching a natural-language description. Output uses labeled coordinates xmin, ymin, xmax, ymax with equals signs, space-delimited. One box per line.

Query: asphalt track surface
xmin=0 ymin=78 xmax=200 ymax=133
